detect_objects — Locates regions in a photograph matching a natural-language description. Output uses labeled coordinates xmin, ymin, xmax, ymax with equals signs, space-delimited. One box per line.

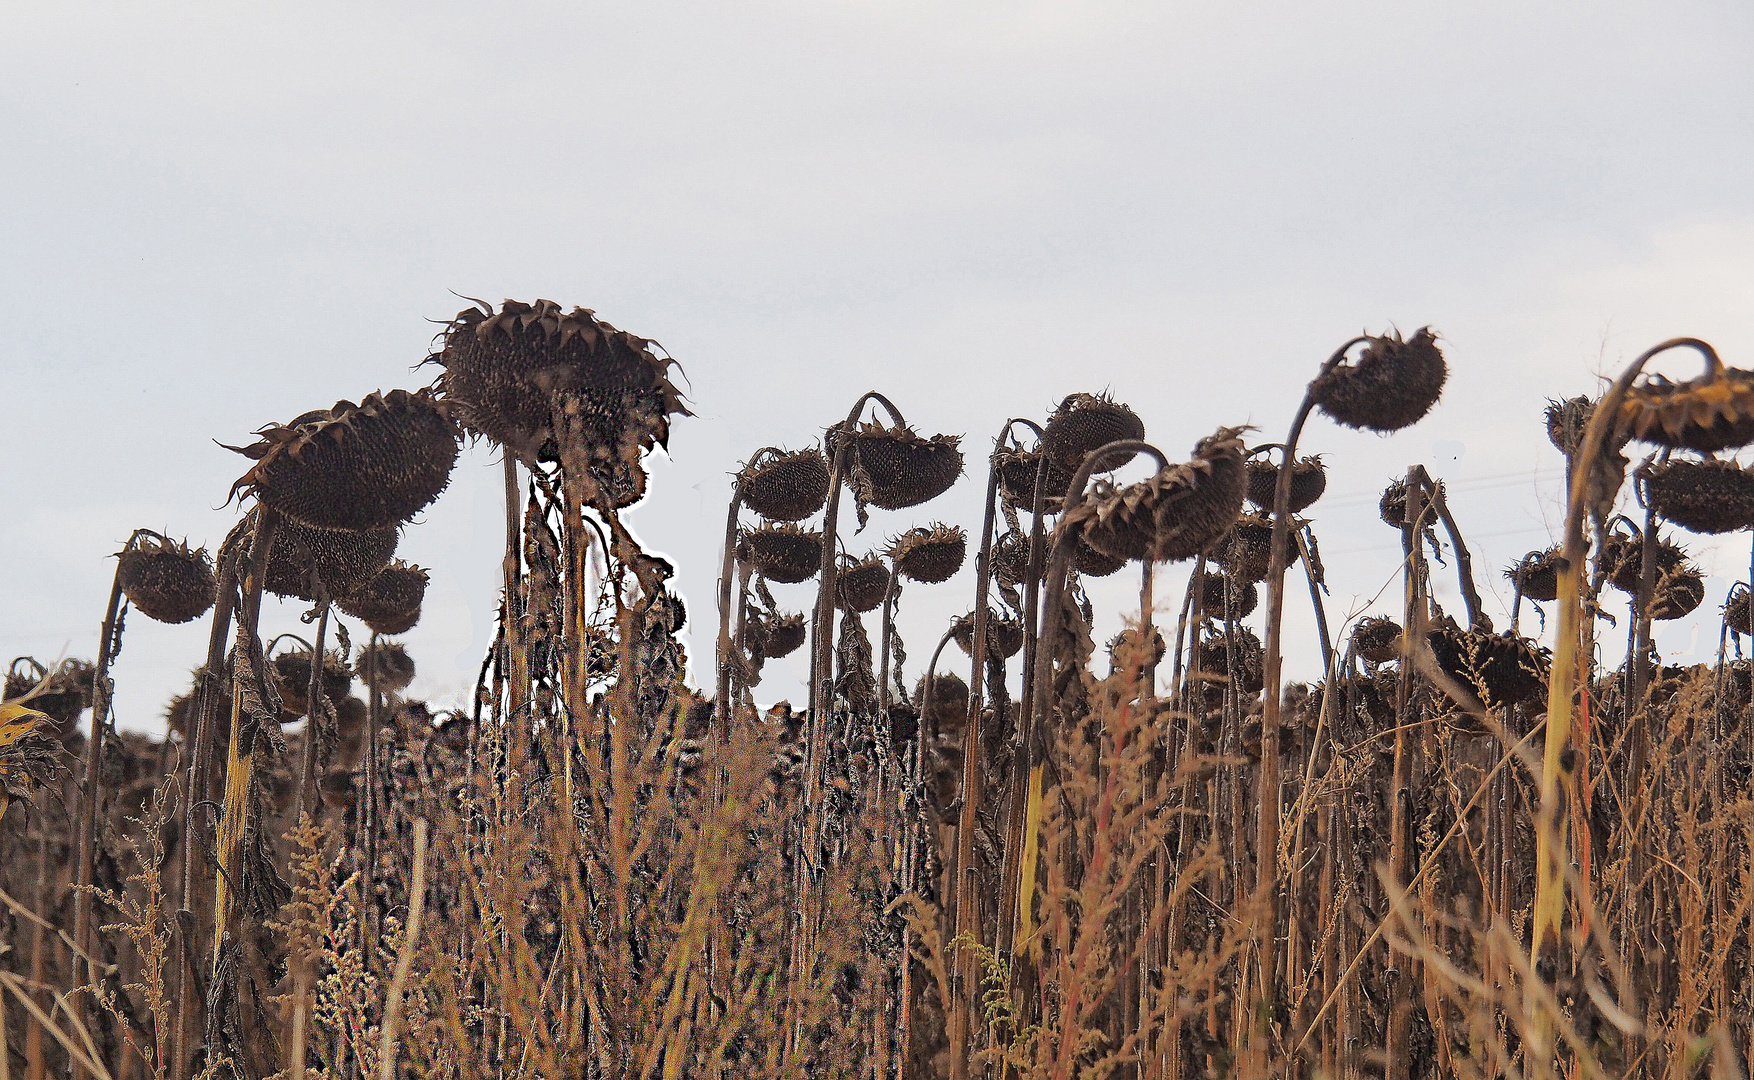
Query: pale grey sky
xmin=5 ymin=1 xmax=1753 ymax=731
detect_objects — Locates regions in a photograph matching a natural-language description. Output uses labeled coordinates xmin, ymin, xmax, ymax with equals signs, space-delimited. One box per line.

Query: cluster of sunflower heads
xmin=1063 ymin=426 xmax=1248 ymax=565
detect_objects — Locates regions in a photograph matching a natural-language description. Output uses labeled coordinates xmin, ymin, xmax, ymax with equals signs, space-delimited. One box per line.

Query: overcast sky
xmin=5 ymin=0 xmax=1753 ymax=733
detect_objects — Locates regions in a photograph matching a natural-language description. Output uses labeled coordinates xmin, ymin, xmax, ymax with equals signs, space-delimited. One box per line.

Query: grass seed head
xmin=117 ymin=533 xmax=217 ymax=624
xmin=1309 ymin=327 xmax=1447 ymax=433
xmin=228 ymin=388 xmax=459 ymax=531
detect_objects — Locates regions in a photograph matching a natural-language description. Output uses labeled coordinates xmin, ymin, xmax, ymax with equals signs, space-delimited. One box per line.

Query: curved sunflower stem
xmin=1530 ymin=336 xmax=1719 ymax=1059
xmin=1425 ymin=479 xmax=1488 ymax=632
xmin=1294 ymin=526 xmax=1334 ymax=674
xmin=1251 ymin=335 xmax=1371 ymax=1060
xmin=70 ymin=530 xmax=142 ymax=1078
xmin=714 ymin=478 xmax=746 ymax=737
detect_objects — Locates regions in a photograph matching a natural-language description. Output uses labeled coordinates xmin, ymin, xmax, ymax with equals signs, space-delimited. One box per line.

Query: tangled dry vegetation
xmin=1 ymin=309 xmax=1750 ymax=1080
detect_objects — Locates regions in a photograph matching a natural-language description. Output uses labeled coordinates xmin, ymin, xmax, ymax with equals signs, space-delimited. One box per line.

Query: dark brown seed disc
xmin=1066 ymin=427 xmax=1248 ymax=565
xmin=1244 ymin=456 xmax=1327 ymax=513
xmin=995 ymin=447 xmax=1074 ymax=512
xmin=1640 ymin=457 xmax=1754 ymax=534
xmin=836 ymin=556 xmax=892 ymax=613
xmin=431 ymin=299 xmax=689 ymax=463
xmin=1215 ymin=513 xmax=1274 ymax=583
xmin=117 ymin=536 xmax=217 ymax=624
xmin=739 ymin=447 xmax=831 ymax=522
xmin=1198 ymin=572 xmax=1258 ymax=620
xmin=228 ymin=388 xmax=459 ymax=532
xmin=951 ymin=609 xmax=1025 ymax=659
xmin=1352 ymin=616 xmax=1403 ymax=663
xmin=1309 ymin=327 xmax=1447 ymax=433
xmin=1039 ymin=393 xmax=1147 ymax=472
xmin=271 ymin=648 xmax=354 ymax=718
xmin=1426 ymin=627 xmax=1550 ymax=712
xmin=741 ymin=524 xmax=823 ymax=584
xmin=1544 ymin=396 xmax=1632 ymax=457
xmin=337 ymin=561 xmax=429 ymax=635
xmin=1618 ymin=364 xmax=1754 ymax=453
xmin=355 ymin=640 xmax=416 ymax=693
xmin=1506 ymin=547 xmax=1563 ymax=603
xmin=264 ymin=516 xmax=400 ymax=602
xmin=838 ymin=422 xmax=964 ymax=511
xmin=1648 ymin=569 xmax=1705 ymax=621
xmin=888 ymin=524 xmax=967 ymax=584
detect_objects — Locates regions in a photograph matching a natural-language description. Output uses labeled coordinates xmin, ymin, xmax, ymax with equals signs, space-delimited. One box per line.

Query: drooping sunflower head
xmin=1309 ymin=328 xmax=1447 ymax=433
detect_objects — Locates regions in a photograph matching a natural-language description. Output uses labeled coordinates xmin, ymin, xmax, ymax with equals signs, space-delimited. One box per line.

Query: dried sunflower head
xmin=1725 ymin=591 xmax=1753 ymax=637
xmin=991 ymin=529 xmax=1033 ymax=586
xmin=1617 ymin=351 xmax=1754 ymax=452
xmin=1214 ymin=513 xmax=1273 ymax=583
xmin=1195 ymin=626 xmax=1264 ymax=704
xmin=1244 ymin=455 xmax=1327 ymax=513
xmin=950 ymin=609 xmax=1025 ymax=660
xmin=3 ymin=658 xmax=94 ymax=741
xmin=430 ymin=298 xmax=689 ymax=464
xmin=738 ymin=447 xmax=831 ymax=522
xmin=1545 ymin=396 xmax=1632 ymax=457
xmin=1063 ymin=426 xmax=1248 ymax=564
xmin=1638 ymin=457 xmax=1754 ymax=534
xmin=355 ymin=639 xmax=416 ymax=693
xmin=1600 ymin=531 xmax=1703 ymax=620
xmin=832 ymin=421 xmax=963 ymax=517
xmin=888 ymin=524 xmax=967 ymax=584
xmin=836 ymin=554 xmax=892 ymax=613
xmin=1378 ymin=477 xmax=1446 ymax=529
xmin=1426 ymin=627 xmax=1550 ymax=717
xmin=1309 ymin=328 xmax=1447 ymax=433
xmin=270 ymin=646 xmax=354 ymax=719
xmin=917 ymin=671 xmax=970 ymax=737
xmin=1505 ymin=547 xmax=1563 ymax=603
xmin=336 ymin=561 xmax=428 ymax=635
xmin=1039 ymin=393 xmax=1146 ymax=472
xmin=1351 ymin=616 xmax=1403 ymax=663
xmin=117 ymin=533 xmax=216 ymax=624
xmin=263 ymin=514 xmax=400 ymax=602
xmin=744 ymin=611 xmax=807 ymax=661
xmin=227 ymin=389 xmax=459 ymax=532
xmin=995 ymin=446 xmax=1074 ymax=513
xmin=1198 ymin=572 xmax=1258 ymax=620
xmin=740 ymin=524 xmax=823 ymax=584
